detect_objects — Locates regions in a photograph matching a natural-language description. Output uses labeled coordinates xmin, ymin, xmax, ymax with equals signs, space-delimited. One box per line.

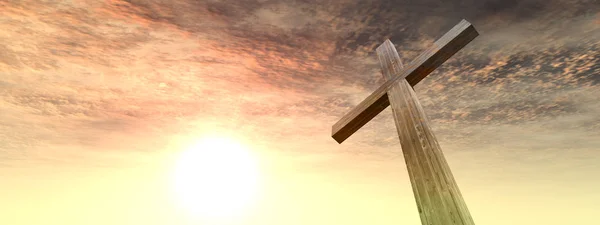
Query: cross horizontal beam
xmin=332 ymin=19 xmax=478 ymax=144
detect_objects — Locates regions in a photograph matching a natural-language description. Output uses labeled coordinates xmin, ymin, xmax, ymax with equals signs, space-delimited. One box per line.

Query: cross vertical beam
xmin=377 ymin=40 xmax=475 ymax=225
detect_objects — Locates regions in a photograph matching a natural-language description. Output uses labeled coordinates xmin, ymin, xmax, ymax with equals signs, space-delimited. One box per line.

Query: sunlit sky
xmin=1 ymin=0 xmax=599 ymax=225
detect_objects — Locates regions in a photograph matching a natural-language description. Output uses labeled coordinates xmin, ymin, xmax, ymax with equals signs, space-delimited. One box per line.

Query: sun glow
xmin=170 ymin=135 xmax=261 ymax=220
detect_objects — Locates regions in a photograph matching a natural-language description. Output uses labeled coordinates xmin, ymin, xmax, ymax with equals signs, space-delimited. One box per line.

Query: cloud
xmin=0 ymin=0 xmax=598 ymax=172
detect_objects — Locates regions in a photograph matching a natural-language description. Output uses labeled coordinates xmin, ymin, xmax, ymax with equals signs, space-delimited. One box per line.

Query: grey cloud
xmin=0 ymin=0 xmax=599 ymax=168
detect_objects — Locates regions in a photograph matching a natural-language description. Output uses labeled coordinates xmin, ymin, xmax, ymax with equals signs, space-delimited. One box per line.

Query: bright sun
xmin=170 ymin=135 xmax=260 ymax=220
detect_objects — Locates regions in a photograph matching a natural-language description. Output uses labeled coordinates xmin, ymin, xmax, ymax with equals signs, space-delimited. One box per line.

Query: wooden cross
xmin=331 ymin=19 xmax=479 ymax=225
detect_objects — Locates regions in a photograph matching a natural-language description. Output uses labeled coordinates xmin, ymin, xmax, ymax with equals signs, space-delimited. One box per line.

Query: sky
xmin=1 ymin=0 xmax=599 ymax=224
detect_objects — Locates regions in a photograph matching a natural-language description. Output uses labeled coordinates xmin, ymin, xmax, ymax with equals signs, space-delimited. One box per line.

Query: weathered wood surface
xmin=332 ymin=19 xmax=478 ymax=143
xmin=377 ymin=40 xmax=475 ymax=225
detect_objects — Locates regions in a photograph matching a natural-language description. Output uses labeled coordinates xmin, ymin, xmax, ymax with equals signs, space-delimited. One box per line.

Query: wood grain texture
xmin=332 ymin=19 xmax=478 ymax=143
xmin=377 ymin=40 xmax=475 ymax=225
